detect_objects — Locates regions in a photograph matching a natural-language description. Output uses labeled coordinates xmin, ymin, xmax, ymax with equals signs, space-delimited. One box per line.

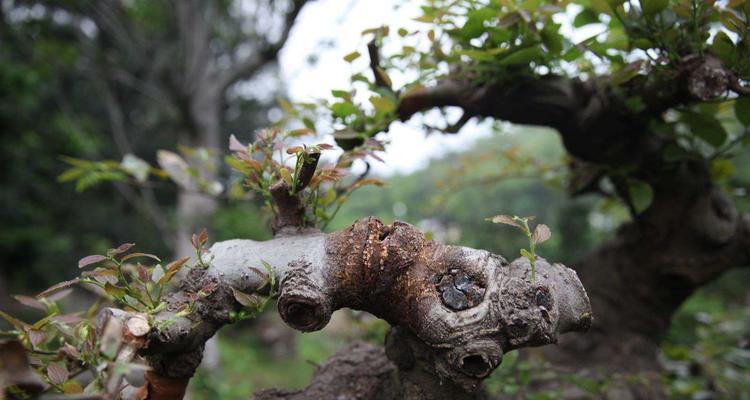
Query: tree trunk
xmin=534 ymin=161 xmax=750 ymax=398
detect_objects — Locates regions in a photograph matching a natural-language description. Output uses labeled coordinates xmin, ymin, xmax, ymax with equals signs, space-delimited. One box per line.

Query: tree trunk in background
xmin=173 ymin=88 xmax=221 ymax=259
xmin=539 ymin=162 xmax=749 ymax=398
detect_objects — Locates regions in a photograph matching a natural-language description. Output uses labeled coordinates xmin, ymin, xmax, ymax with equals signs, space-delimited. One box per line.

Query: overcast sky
xmin=277 ymin=0 xmax=494 ymax=176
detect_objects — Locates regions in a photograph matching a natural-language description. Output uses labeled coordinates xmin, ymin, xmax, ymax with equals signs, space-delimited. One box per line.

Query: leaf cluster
xmin=227 ymin=129 xmax=384 ymax=229
xmin=487 ymin=214 xmax=551 ymax=282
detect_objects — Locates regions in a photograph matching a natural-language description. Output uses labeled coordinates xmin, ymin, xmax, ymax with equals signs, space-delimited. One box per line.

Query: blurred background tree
xmin=0 ymin=0 xmax=305 ymax=302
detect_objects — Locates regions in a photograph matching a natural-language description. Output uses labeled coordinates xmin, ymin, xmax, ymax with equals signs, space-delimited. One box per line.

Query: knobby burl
xmin=275 ymin=217 xmax=592 ymax=389
xmin=141 ymin=216 xmax=591 ymax=398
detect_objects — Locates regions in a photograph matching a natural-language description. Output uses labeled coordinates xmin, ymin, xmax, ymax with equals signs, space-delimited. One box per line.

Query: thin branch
xmin=177 ymin=0 xmax=211 ymax=94
xmin=368 ymin=38 xmax=392 ymax=91
xmin=218 ymin=0 xmax=310 ymax=89
xmin=730 ymin=76 xmax=750 ymax=96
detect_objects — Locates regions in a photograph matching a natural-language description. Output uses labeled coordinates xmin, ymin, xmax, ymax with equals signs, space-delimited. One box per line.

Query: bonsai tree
xmin=2 ymin=0 xmax=750 ymax=398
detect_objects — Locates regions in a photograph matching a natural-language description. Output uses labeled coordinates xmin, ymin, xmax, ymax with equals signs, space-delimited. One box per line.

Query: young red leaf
xmin=59 ymin=343 xmax=81 ymax=360
xmin=165 ymin=256 xmax=190 ymax=272
xmin=532 ymin=224 xmax=552 ymax=244
xmin=78 ymin=254 xmax=107 ymax=269
xmin=137 ymin=265 xmax=150 ymax=281
xmin=121 ymin=252 xmax=161 ymax=263
xmin=13 ymin=295 xmax=46 ymax=311
xmin=316 ymin=143 xmax=335 ymax=150
xmin=192 ymin=228 xmax=208 ymax=249
xmin=158 ymin=256 xmax=191 ymax=285
xmin=82 ymin=268 xmax=118 ymax=285
xmin=229 ymin=134 xmax=247 ymax=153
xmin=45 ymin=288 xmax=74 ymax=302
xmin=51 ymin=314 xmax=83 ymax=325
xmin=27 ymin=329 xmax=47 ymax=348
xmin=231 ymin=287 xmax=264 ymax=309
xmin=37 ymin=279 xmax=80 ymax=299
xmin=486 ymin=215 xmax=521 ymax=228
xmin=47 ymin=362 xmax=69 ymax=385
xmin=350 ymin=178 xmax=385 ymax=191
xmin=110 ymin=243 xmax=135 ymax=256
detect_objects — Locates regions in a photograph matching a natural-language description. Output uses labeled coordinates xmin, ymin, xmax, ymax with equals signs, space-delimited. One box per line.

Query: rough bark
xmin=120 ymin=216 xmax=591 ymax=399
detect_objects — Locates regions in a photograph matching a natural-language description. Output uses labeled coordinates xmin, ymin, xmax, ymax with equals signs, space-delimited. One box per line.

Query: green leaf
xmin=541 ymin=28 xmax=563 ymax=55
xmin=735 ymin=97 xmax=750 ymax=126
xmin=369 ymin=96 xmax=397 ymax=114
xmin=231 ymin=287 xmax=264 ymax=309
xmin=460 ymin=16 xmax=485 ymax=40
xmin=302 ymin=117 xmax=316 ymax=132
xmin=343 ymin=51 xmax=361 ymax=62
xmin=331 ymin=102 xmax=359 ymax=118
xmin=374 ymin=67 xmax=393 ymax=88
xmin=261 ymin=260 xmax=275 ymax=287
xmin=63 ymin=380 xmax=83 ymax=394
xmin=573 ymin=9 xmax=600 ymax=27
xmin=628 ymin=180 xmax=653 ymax=214
xmin=104 ymin=282 xmax=127 ymax=298
xmin=632 ymin=38 xmax=652 ymax=50
xmin=331 ymin=90 xmax=350 ymax=99
xmin=641 ymin=0 xmax=669 ymax=16
xmin=681 ymin=111 xmax=728 ymax=147
xmin=720 ymin=10 xmax=746 ymax=33
xmin=711 ymin=31 xmax=735 ymax=63
xmin=498 ymin=46 xmax=544 ymax=66
xmin=279 ymin=167 xmax=293 ymax=185
xmin=278 ymin=98 xmax=295 ymax=114
xmin=520 ymin=248 xmax=533 ymax=259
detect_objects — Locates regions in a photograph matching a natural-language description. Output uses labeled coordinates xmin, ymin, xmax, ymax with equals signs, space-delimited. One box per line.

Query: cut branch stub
xmin=277 ymin=258 xmax=333 ymax=332
xmin=270 ymin=151 xmax=320 ymax=235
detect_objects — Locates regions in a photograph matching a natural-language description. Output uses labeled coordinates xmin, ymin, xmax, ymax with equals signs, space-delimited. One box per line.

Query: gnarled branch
xmin=125 ymin=217 xmax=591 ymax=399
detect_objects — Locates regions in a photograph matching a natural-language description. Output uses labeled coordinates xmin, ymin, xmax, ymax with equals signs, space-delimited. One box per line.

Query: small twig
xmin=730 ymin=76 xmax=750 ymax=96
xmin=336 ymin=161 xmax=370 ymax=196
xmin=367 ymin=39 xmax=392 ymax=91
xmin=444 ymin=112 xmax=472 ymax=134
